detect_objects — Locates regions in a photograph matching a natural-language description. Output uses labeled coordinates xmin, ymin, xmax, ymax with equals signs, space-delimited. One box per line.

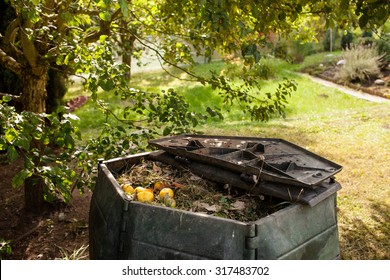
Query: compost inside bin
xmin=116 ymin=159 xmax=287 ymax=222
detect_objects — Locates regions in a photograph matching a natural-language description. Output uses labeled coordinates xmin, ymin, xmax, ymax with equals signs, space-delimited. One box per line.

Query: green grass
xmin=66 ymin=54 xmax=390 ymax=259
xmin=292 ymin=51 xmax=342 ymax=71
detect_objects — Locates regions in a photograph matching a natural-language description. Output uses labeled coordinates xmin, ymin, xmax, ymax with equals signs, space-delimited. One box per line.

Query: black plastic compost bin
xmin=89 ymin=135 xmax=342 ymax=260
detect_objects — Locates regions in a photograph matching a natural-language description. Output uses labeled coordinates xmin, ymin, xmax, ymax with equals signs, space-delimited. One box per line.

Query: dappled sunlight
xmin=202 ymin=100 xmax=390 ymax=260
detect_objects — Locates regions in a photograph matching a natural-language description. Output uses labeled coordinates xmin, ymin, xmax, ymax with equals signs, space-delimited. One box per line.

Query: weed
xmin=56 ymin=244 xmax=89 ymax=260
xmin=0 ymin=238 xmax=12 ymax=259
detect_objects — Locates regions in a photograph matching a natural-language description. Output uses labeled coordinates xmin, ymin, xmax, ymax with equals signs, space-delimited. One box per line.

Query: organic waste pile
xmin=116 ymin=159 xmax=287 ymax=222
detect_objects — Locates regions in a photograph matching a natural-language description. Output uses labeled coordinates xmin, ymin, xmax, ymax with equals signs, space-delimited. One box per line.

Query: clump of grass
xmin=0 ymin=238 xmax=12 ymax=259
xmin=56 ymin=244 xmax=89 ymax=260
xmin=335 ymin=46 xmax=382 ymax=83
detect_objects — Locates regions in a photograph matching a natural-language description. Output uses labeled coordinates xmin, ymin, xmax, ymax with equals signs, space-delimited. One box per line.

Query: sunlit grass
xmin=201 ymin=101 xmax=390 ymax=260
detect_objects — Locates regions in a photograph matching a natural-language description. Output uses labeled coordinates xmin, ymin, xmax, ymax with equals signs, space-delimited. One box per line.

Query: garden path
xmin=303 ymin=74 xmax=390 ymax=103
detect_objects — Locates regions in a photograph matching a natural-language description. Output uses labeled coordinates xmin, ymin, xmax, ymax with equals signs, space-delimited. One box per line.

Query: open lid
xmin=148 ymin=150 xmax=341 ymax=207
xmin=149 ymin=134 xmax=343 ymax=188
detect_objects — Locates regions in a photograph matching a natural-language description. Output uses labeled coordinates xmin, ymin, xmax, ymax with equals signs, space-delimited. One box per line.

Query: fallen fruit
xmin=164 ymin=197 xmax=177 ymax=208
xmin=136 ymin=191 xmax=154 ymax=203
xmin=159 ymin=188 xmax=174 ymax=200
xmin=154 ymin=181 xmax=168 ymax=191
xmin=135 ymin=187 xmax=153 ymax=193
xmin=122 ymin=183 xmax=135 ymax=195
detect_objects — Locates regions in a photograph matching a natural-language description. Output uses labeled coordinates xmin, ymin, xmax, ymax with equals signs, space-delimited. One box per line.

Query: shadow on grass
xmin=339 ymin=200 xmax=390 ymax=260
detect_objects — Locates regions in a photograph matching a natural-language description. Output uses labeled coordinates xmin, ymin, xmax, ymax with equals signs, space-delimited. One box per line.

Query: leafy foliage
xmin=208 ymin=73 xmax=297 ymax=121
xmin=377 ymin=34 xmax=390 ymax=64
xmin=0 ymin=97 xmax=81 ymax=202
xmin=341 ymin=30 xmax=354 ymax=50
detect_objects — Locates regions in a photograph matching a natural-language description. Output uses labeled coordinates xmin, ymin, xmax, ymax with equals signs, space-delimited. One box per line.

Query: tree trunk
xmin=20 ymin=68 xmax=48 ymax=213
xmin=123 ymin=50 xmax=132 ymax=81
xmin=120 ymin=19 xmax=136 ymax=81
xmin=20 ymin=69 xmax=47 ymax=113
xmin=24 ymin=176 xmax=46 ymax=213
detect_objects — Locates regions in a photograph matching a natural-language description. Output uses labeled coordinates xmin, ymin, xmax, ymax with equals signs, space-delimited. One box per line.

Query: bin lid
xmin=149 ymin=134 xmax=342 ymax=188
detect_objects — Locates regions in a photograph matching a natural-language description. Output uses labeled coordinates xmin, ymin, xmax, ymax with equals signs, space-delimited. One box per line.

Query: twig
xmin=0 ymin=92 xmax=21 ymax=100
xmin=13 ymin=220 xmax=45 ymax=243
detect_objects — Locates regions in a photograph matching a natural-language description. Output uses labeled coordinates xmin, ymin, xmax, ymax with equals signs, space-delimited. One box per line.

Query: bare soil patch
xmin=0 ymin=157 xmax=91 ymax=260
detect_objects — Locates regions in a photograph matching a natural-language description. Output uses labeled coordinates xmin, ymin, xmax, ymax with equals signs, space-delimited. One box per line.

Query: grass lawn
xmin=67 ymin=55 xmax=390 ymax=259
xmin=203 ymin=89 xmax=390 ymax=260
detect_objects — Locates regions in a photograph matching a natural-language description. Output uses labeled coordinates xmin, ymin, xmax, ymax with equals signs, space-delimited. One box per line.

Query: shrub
xmin=287 ymin=40 xmax=317 ymax=63
xmin=377 ymin=35 xmax=390 ymax=64
xmin=341 ymin=30 xmax=354 ymax=50
xmin=224 ymin=57 xmax=279 ymax=80
xmin=335 ymin=46 xmax=381 ymax=83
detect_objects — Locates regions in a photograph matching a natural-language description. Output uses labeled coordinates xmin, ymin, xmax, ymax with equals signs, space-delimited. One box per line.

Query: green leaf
xmin=359 ymin=14 xmax=369 ymax=28
xmin=99 ymin=35 xmax=108 ymax=43
xmin=119 ymin=0 xmax=130 ymax=18
xmin=99 ymin=12 xmax=111 ymax=21
xmin=14 ymin=137 xmax=30 ymax=150
xmin=278 ymin=12 xmax=286 ymax=21
xmin=7 ymin=146 xmax=19 ymax=161
xmin=5 ymin=130 xmax=17 ymax=143
xmin=340 ymin=0 xmax=349 ymax=10
xmin=64 ymin=54 xmax=70 ymax=65
xmin=163 ymin=126 xmax=172 ymax=136
xmin=100 ymin=79 xmax=115 ymax=91
xmin=12 ymin=169 xmax=33 ymax=188
xmin=2 ymin=95 xmax=12 ymax=102
xmin=31 ymin=0 xmax=41 ymax=5
xmin=0 ymin=140 xmax=7 ymax=151
xmin=376 ymin=8 xmax=388 ymax=21
xmin=324 ymin=6 xmax=332 ymax=13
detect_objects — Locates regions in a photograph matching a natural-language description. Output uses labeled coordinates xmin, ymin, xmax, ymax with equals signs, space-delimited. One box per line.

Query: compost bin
xmin=89 ymin=135 xmax=342 ymax=260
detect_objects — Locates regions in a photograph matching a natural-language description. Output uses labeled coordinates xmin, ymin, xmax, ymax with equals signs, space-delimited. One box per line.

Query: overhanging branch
xmin=0 ymin=47 xmax=22 ymax=76
xmin=133 ymin=34 xmax=202 ymax=82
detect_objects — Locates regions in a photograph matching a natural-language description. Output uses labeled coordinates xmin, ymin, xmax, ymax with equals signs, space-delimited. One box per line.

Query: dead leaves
xmin=192 ymin=200 xmax=246 ymax=213
xmin=117 ymin=159 xmax=276 ymax=222
xmin=193 ymin=201 xmax=222 ymax=213
xmin=231 ymin=200 xmax=246 ymax=211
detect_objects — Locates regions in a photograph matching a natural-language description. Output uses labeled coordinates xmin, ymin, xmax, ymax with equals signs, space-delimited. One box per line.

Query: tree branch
xmin=133 ymin=34 xmax=202 ymax=82
xmin=0 ymin=92 xmax=21 ymax=100
xmin=84 ymin=8 xmax=122 ymax=44
xmin=20 ymin=20 xmax=40 ymax=74
xmin=0 ymin=47 xmax=22 ymax=76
